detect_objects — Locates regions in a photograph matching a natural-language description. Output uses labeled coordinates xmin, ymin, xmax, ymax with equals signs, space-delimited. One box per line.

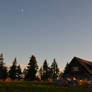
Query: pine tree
xmin=0 ymin=64 xmax=7 ymax=80
xmin=0 ymin=53 xmax=8 ymax=80
xmin=25 ymin=55 xmax=38 ymax=81
xmin=16 ymin=65 xmax=22 ymax=80
xmin=9 ymin=58 xmax=17 ymax=80
xmin=62 ymin=62 xmax=69 ymax=78
xmin=64 ymin=62 xmax=69 ymax=73
xmin=51 ymin=59 xmax=59 ymax=81
xmin=42 ymin=60 xmax=49 ymax=81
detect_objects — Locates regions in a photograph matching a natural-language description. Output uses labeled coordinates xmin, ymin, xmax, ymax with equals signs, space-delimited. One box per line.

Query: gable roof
xmin=72 ymin=57 xmax=92 ymax=75
xmin=74 ymin=57 xmax=92 ymax=65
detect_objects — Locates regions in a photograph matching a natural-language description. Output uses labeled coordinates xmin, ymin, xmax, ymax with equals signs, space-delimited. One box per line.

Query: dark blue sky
xmin=0 ymin=0 xmax=92 ymax=70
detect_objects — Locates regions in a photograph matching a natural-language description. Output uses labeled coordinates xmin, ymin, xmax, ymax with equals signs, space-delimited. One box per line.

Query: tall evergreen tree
xmin=16 ymin=65 xmax=22 ymax=80
xmin=0 ymin=53 xmax=8 ymax=80
xmin=9 ymin=58 xmax=17 ymax=80
xmin=64 ymin=62 xmax=69 ymax=73
xmin=42 ymin=60 xmax=49 ymax=81
xmin=62 ymin=62 xmax=69 ymax=78
xmin=51 ymin=59 xmax=59 ymax=80
xmin=25 ymin=55 xmax=38 ymax=81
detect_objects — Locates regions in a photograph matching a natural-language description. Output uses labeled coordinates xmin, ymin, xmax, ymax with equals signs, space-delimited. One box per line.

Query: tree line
xmin=0 ymin=54 xmax=63 ymax=81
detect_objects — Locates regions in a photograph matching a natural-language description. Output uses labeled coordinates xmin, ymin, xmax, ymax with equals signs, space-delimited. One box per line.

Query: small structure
xmin=63 ymin=57 xmax=92 ymax=80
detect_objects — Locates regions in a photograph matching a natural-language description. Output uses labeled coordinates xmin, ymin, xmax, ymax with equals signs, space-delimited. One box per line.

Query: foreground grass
xmin=0 ymin=81 xmax=92 ymax=92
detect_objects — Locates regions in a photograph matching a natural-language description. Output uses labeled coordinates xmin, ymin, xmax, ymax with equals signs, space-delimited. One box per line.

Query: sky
xmin=0 ymin=0 xmax=92 ymax=70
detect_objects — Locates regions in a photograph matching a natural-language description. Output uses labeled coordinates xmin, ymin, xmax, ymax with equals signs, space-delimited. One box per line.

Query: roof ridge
xmin=73 ymin=57 xmax=92 ymax=65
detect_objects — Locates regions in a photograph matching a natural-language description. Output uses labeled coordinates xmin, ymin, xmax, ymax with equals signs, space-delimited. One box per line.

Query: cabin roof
xmin=72 ymin=57 xmax=92 ymax=74
xmin=74 ymin=57 xmax=92 ymax=65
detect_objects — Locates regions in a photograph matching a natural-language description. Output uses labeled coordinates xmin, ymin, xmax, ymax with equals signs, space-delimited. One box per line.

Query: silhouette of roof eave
xmin=73 ymin=56 xmax=92 ymax=65
xmin=72 ymin=56 xmax=92 ymax=75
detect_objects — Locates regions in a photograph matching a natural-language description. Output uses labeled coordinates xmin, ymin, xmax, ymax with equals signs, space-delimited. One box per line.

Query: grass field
xmin=0 ymin=81 xmax=92 ymax=92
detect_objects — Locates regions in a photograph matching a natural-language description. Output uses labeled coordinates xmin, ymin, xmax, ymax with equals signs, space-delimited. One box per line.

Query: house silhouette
xmin=63 ymin=57 xmax=92 ymax=80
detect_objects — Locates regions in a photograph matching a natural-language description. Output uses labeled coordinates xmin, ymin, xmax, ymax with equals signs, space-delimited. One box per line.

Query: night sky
xmin=0 ymin=0 xmax=92 ymax=70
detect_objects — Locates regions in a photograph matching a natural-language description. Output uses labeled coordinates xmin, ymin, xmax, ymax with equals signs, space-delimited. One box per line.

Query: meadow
xmin=0 ymin=81 xmax=92 ymax=92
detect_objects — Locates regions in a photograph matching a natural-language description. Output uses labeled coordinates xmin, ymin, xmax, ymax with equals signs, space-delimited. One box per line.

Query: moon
xmin=17 ymin=8 xmax=24 ymax=16
xmin=20 ymin=8 xmax=24 ymax=13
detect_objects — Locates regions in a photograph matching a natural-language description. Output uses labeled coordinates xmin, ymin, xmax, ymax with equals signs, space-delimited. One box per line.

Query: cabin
xmin=63 ymin=57 xmax=92 ymax=80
